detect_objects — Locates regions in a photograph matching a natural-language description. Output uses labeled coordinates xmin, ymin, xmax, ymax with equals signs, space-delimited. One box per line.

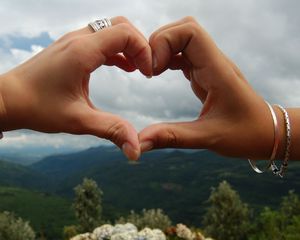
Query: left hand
xmin=0 ymin=16 xmax=152 ymax=160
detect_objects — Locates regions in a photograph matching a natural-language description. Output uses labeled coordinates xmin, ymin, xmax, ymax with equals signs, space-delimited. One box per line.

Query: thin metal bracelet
xmin=248 ymin=102 xmax=280 ymax=173
xmin=272 ymin=105 xmax=291 ymax=178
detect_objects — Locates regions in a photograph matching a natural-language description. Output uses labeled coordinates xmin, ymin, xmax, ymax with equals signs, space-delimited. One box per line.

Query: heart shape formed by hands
xmin=0 ymin=16 xmax=275 ymax=161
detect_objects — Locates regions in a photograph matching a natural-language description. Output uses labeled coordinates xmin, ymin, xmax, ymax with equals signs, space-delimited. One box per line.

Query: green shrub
xmin=117 ymin=208 xmax=172 ymax=231
xmin=63 ymin=225 xmax=79 ymax=240
xmin=0 ymin=211 xmax=35 ymax=240
xmin=72 ymin=178 xmax=103 ymax=233
xmin=203 ymin=181 xmax=250 ymax=240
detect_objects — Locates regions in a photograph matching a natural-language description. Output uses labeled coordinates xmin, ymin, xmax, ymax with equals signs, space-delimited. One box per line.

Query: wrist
xmin=286 ymin=108 xmax=300 ymax=160
xmin=0 ymin=74 xmax=8 ymax=132
xmin=0 ymin=71 xmax=27 ymax=131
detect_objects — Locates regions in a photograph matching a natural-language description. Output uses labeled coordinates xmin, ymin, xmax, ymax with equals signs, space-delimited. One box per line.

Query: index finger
xmin=149 ymin=16 xmax=221 ymax=74
xmin=88 ymin=19 xmax=152 ymax=76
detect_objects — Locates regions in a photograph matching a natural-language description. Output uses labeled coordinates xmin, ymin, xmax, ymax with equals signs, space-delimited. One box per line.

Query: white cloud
xmin=0 ymin=0 xmax=300 ymax=153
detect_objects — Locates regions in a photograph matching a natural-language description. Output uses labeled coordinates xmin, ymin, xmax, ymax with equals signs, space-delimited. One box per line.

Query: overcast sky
xmin=0 ymin=0 xmax=300 ymax=154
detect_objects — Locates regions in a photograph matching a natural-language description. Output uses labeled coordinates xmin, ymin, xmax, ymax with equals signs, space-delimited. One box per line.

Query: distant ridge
xmin=29 ymin=146 xmax=300 ymax=225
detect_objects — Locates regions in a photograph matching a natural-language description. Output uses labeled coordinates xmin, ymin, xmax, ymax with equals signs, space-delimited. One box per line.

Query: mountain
xmin=30 ymin=146 xmax=300 ymax=225
xmin=0 ymin=159 xmax=50 ymax=190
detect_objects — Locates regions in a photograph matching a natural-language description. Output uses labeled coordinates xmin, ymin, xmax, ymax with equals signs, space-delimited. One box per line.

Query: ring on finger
xmin=88 ymin=18 xmax=112 ymax=32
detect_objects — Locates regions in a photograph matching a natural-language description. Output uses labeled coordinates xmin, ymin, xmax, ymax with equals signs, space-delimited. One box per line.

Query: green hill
xmin=30 ymin=147 xmax=300 ymax=225
xmin=0 ymin=159 xmax=50 ymax=190
xmin=0 ymin=186 xmax=75 ymax=240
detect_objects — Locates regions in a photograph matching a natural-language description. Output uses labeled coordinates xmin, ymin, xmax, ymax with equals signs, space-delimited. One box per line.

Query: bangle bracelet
xmin=248 ymin=101 xmax=280 ymax=173
xmin=272 ymin=105 xmax=291 ymax=178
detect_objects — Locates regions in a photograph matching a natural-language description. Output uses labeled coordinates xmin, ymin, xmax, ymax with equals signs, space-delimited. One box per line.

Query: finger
xmin=139 ymin=120 xmax=214 ymax=152
xmin=78 ymin=109 xmax=141 ymax=160
xmin=149 ymin=16 xmax=196 ymax=43
xmin=168 ymin=54 xmax=191 ymax=79
xmin=190 ymin=79 xmax=207 ymax=103
xmin=150 ymin=17 xmax=220 ymax=74
xmin=105 ymin=54 xmax=136 ymax=72
xmin=86 ymin=22 xmax=152 ymax=76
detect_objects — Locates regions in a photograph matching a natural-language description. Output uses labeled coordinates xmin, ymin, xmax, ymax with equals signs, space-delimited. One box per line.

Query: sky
xmin=0 ymin=0 xmax=300 ymax=156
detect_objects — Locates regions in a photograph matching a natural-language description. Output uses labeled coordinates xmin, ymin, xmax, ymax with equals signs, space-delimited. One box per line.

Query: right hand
xmin=139 ymin=17 xmax=275 ymax=160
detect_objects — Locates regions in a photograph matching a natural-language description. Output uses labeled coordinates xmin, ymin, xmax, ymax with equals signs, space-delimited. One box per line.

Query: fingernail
xmin=140 ymin=141 xmax=154 ymax=153
xmin=122 ymin=142 xmax=140 ymax=161
xmin=153 ymin=53 xmax=158 ymax=70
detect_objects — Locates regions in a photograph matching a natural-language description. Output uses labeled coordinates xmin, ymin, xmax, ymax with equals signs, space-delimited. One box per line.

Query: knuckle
xmin=116 ymin=22 xmax=132 ymax=34
xmin=149 ymin=31 xmax=165 ymax=47
xmin=165 ymin=128 xmax=179 ymax=147
xmin=149 ymin=31 xmax=159 ymax=45
xmin=115 ymin=16 xmax=130 ymax=24
xmin=65 ymin=37 xmax=83 ymax=55
xmin=63 ymin=37 xmax=95 ymax=72
xmin=186 ymin=22 xmax=200 ymax=33
xmin=182 ymin=16 xmax=197 ymax=23
xmin=56 ymin=32 xmax=74 ymax=44
xmin=154 ymin=125 xmax=180 ymax=148
xmin=105 ymin=120 xmax=128 ymax=146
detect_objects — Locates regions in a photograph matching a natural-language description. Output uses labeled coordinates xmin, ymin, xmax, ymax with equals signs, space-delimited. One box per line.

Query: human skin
xmin=0 ymin=16 xmax=152 ymax=161
xmin=139 ymin=16 xmax=300 ymax=161
xmin=0 ymin=16 xmax=299 ymax=161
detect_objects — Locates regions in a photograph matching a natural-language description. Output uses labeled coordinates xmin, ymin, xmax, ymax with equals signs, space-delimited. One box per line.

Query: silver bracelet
xmin=248 ymin=101 xmax=279 ymax=173
xmin=272 ymin=105 xmax=291 ymax=178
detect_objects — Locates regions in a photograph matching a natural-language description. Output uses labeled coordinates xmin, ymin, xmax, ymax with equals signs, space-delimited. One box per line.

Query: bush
xmin=0 ymin=211 xmax=35 ymax=240
xmin=116 ymin=209 xmax=172 ymax=231
xmin=203 ymin=181 xmax=250 ymax=240
xmin=73 ymin=178 xmax=103 ymax=233
xmin=63 ymin=225 xmax=79 ymax=240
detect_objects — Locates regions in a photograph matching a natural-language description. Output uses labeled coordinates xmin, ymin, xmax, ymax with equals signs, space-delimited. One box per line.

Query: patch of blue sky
xmin=0 ymin=32 xmax=53 ymax=52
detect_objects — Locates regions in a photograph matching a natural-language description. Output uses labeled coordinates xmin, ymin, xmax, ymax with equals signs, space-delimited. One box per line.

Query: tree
xmin=280 ymin=191 xmax=300 ymax=239
xmin=0 ymin=211 xmax=35 ymax=240
xmin=72 ymin=178 xmax=103 ymax=232
xmin=280 ymin=190 xmax=300 ymax=223
xmin=116 ymin=208 xmax=172 ymax=230
xmin=249 ymin=207 xmax=282 ymax=240
xmin=203 ymin=181 xmax=250 ymax=240
xmin=250 ymin=191 xmax=300 ymax=240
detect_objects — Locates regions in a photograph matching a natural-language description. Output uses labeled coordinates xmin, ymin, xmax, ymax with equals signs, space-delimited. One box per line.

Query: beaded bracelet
xmin=248 ymin=101 xmax=280 ymax=173
xmin=271 ymin=105 xmax=291 ymax=178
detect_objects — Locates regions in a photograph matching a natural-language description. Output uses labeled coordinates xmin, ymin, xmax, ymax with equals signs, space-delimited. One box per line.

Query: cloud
xmin=0 ymin=0 xmax=300 ymax=153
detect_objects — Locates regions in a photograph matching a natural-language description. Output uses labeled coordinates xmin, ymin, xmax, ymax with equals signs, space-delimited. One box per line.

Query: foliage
xmin=116 ymin=209 xmax=172 ymax=231
xmin=0 ymin=186 xmax=75 ymax=240
xmin=249 ymin=207 xmax=281 ymax=240
xmin=63 ymin=225 xmax=79 ymax=240
xmin=203 ymin=181 xmax=250 ymax=240
xmin=0 ymin=211 xmax=35 ymax=240
xmin=249 ymin=190 xmax=300 ymax=240
xmin=73 ymin=178 xmax=103 ymax=233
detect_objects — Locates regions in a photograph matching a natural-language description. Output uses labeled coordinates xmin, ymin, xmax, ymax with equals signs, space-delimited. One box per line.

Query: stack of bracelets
xmin=248 ymin=102 xmax=291 ymax=178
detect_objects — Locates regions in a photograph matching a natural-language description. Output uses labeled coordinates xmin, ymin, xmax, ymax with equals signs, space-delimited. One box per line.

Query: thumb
xmin=138 ymin=120 xmax=213 ymax=152
xmin=80 ymin=109 xmax=140 ymax=160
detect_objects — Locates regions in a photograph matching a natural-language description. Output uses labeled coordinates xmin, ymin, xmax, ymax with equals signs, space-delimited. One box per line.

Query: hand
xmin=139 ymin=17 xmax=276 ymax=159
xmin=0 ymin=16 xmax=152 ymax=160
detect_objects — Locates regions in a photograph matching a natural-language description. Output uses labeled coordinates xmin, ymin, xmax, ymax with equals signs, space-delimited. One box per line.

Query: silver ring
xmin=88 ymin=18 xmax=112 ymax=32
